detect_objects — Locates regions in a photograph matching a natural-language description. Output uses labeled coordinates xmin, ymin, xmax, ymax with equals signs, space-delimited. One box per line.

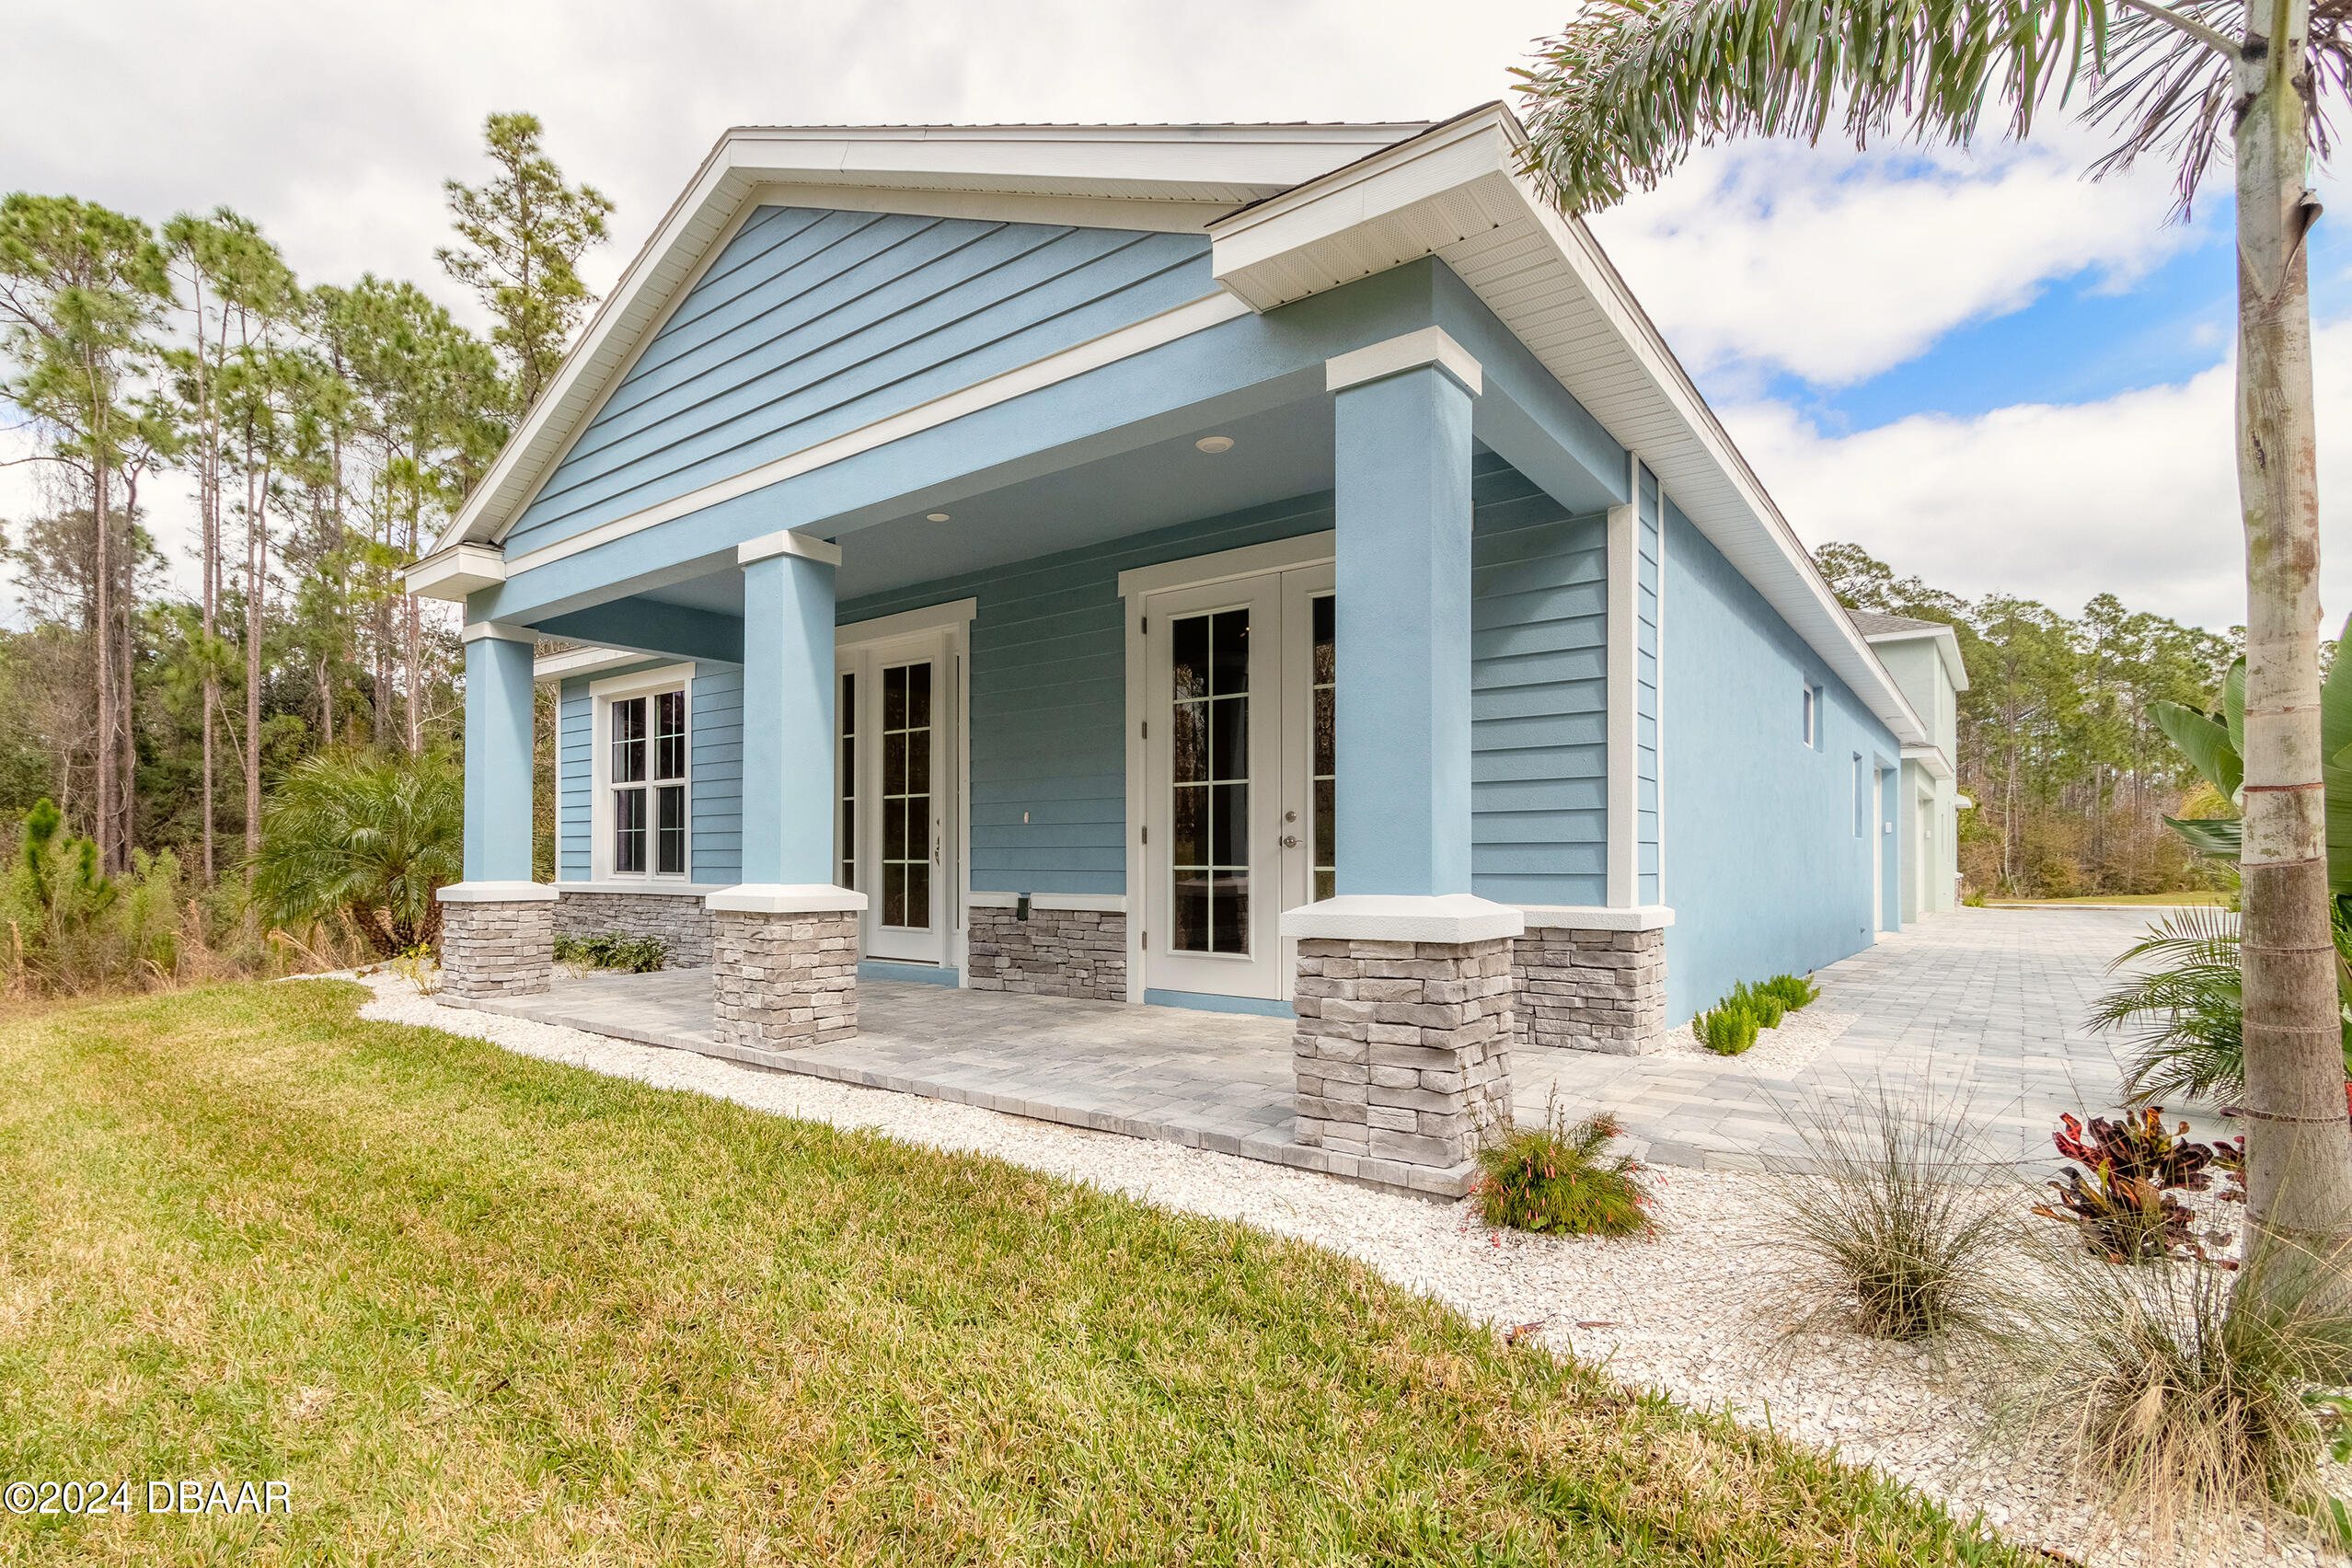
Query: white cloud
xmin=1725 ymin=321 xmax=2352 ymax=630
xmin=1590 ymin=137 xmax=2208 ymax=389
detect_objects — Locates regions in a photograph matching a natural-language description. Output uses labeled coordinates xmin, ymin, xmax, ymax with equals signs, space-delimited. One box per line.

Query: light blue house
xmin=412 ymin=109 xmax=1929 ymax=1191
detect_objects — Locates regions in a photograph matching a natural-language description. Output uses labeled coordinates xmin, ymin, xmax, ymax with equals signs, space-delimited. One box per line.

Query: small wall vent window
xmin=1802 ymin=685 xmax=1817 ymax=747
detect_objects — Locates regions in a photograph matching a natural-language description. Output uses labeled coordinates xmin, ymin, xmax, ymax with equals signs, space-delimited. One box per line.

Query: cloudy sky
xmin=6 ymin=0 xmax=2346 ymax=630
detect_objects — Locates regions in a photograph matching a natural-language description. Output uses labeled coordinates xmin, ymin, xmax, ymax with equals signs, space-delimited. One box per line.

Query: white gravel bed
xmin=1652 ymin=1002 xmax=1855 ymax=1078
xmin=341 ymin=971 xmax=2331 ymax=1568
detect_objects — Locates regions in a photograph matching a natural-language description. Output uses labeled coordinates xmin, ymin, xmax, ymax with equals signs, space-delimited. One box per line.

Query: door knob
xmin=1279 ymin=834 xmax=1299 ymax=848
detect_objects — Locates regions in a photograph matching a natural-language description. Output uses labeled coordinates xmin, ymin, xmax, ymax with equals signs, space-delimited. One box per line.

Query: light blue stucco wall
xmin=503 ymin=207 xmax=1215 ymax=559
xmin=1660 ymin=501 xmax=1899 ymax=1023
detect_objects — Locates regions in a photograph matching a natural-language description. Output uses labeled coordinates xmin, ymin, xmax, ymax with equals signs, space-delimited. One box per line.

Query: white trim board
xmin=1115 ymin=532 xmax=1333 ymax=601
xmin=536 ymin=646 xmax=661 ymax=684
xmin=1604 ymin=492 xmax=1639 ymax=908
xmin=498 ymin=293 xmax=1253 ymax=570
xmin=966 ymin=892 xmax=1128 ymax=914
xmin=836 ymin=598 xmax=977 ymax=648
xmin=554 ymin=880 xmax=731 ymax=898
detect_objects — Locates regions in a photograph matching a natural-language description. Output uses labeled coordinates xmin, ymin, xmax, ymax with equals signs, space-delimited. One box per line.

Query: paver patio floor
xmin=452 ymin=907 xmax=2189 ymax=1181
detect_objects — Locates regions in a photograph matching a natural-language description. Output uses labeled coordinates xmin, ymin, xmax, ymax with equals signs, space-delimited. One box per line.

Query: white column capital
xmin=1325 ymin=327 xmax=1482 ymax=398
xmin=738 ymin=530 xmax=843 ymax=568
xmin=1279 ymin=894 xmax=1523 ymax=944
xmin=706 ymin=882 xmax=869 ymax=915
xmin=437 ymin=880 xmax=560 ymax=904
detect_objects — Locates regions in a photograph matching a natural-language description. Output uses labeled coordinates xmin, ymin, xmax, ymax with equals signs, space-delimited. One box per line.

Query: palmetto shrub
xmin=1474 ymin=1103 xmax=1654 ymax=1239
xmin=252 ymin=749 xmax=463 ymax=957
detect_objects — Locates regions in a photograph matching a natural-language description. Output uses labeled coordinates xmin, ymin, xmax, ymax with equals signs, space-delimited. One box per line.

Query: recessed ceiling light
xmin=1194 ymin=435 xmax=1235 ymax=455
xmin=926 ymin=512 xmax=951 ymax=522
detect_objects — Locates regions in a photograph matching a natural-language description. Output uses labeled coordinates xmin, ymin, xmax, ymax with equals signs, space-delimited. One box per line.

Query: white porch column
xmin=709 ymin=530 xmax=868 ymax=1047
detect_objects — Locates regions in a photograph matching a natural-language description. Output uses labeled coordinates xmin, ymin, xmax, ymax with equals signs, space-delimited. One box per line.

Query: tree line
xmin=0 ymin=113 xmax=609 ymax=885
xmin=1816 ymin=541 xmax=2243 ymax=900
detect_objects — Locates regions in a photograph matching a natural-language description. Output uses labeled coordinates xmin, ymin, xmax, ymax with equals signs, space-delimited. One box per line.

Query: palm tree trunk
xmin=2232 ymin=1 xmax=2352 ymax=1294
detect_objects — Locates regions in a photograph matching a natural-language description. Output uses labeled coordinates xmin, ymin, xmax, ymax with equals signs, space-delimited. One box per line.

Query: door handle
xmin=1279 ymin=835 xmax=1299 ymax=849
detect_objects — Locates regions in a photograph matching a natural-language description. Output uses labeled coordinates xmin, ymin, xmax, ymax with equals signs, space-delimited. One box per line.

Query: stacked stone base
xmin=712 ymin=908 xmax=859 ymax=1047
xmin=555 ymin=889 xmax=714 ymax=969
xmin=1292 ymin=936 xmax=1515 ymax=1194
xmin=440 ymin=898 xmax=556 ymax=1001
xmin=1514 ymin=925 xmax=1667 ymax=1055
xmin=967 ymin=906 xmax=1126 ymax=999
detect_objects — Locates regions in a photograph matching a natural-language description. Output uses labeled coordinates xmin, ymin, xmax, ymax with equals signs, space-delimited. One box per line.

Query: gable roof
xmin=428 ymin=110 xmax=1926 ymax=747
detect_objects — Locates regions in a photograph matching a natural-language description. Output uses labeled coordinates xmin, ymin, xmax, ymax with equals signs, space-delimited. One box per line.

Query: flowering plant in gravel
xmin=1473 ymin=1103 xmax=1654 ymax=1238
xmin=2030 ymin=1110 xmax=2245 ymax=1266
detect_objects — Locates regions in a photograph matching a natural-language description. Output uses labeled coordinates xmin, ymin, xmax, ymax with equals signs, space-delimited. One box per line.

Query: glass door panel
xmin=881 ymin=661 xmax=933 ymax=931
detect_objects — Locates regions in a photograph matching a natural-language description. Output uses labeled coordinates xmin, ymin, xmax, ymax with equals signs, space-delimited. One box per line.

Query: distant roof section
xmin=1849 ymin=609 xmax=1969 ymax=689
xmin=1848 ymin=609 xmax=1950 ymax=637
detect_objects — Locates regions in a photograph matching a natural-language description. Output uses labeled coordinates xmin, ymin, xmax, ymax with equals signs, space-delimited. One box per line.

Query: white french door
xmin=1141 ymin=562 xmax=1333 ymax=1001
xmin=836 ymin=632 xmax=958 ymax=966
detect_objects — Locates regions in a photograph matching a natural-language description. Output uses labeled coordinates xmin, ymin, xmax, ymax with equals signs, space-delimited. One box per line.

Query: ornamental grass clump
xmin=2004 ymin=1232 xmax=2352 ymax=1544
xmin=1765 ymin=1087 xmax=2014 ymax=1342
xmin=1474 ymin=1102 xmax=1654 ymax=1239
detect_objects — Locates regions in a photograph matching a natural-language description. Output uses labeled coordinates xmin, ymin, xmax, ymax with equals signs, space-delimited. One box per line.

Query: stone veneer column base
xmin=711 ymin=908 xmax=860 ymax=1047
xmin=1514 ymin=924 xmax=1668 ymax=1055
xmin=967 ymin=905 xmax=1126 ymax=999
xmin=1285 ymin=894 xmax=1524 ymax=1198
xmin=436 ymin=882 xmax=559 ymax=1001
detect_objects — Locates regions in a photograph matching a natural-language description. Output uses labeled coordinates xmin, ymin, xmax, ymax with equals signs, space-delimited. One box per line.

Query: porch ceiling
xmin=639 ymin=394 xmax=1354 ymax=611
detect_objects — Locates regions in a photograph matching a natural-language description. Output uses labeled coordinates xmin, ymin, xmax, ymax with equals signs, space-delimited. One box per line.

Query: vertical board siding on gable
xmin=1471 ymin=460 xmax=1608 ymax=907
xmin=502 ymin=208 xmax=1216 ymax=558
xmin=1636 ymin=467 xmax=1662 ymax=904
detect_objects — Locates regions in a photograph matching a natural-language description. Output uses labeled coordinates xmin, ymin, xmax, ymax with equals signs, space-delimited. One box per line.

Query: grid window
xmin=1311 ymin=594 xmax=1336 ymax=903
xmin=610 ymin=689 xmax=687 ymax=877
xmin=880 ymin=663 xmax=932 ymax=929
xmin=1170 ymin=608 xmax=1251 ymax=953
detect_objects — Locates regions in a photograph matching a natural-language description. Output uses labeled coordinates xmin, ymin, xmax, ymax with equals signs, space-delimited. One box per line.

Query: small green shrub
xmin=1697 ymin=997 xmax=1760 ymax=1055
xmin=1731 ymin=980 xmax=1786 ymax=1030
xmin=554 ymin=932 xmax=669 ymax=973
xmin=1474 ymin=1106 xmax=1654 ymax=1238
xmin=1758 ymin=973 xmax=1821 ymax=1011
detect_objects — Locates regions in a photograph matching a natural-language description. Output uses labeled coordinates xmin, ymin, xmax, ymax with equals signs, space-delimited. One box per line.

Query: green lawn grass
xmin=0 ymin=982 xmax=2030 ymax=1565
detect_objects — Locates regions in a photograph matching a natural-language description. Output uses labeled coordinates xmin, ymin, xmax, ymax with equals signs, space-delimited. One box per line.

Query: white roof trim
xmin=435 ymin=124 xmax=1424 ymax=556
xmin=1205 ymin=105 xmax=1927 ymax=747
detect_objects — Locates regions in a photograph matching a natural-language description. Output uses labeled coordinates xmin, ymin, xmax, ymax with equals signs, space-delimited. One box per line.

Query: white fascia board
xmin=534 ymin=646 xmax=656 ymax=685
xmin=1202 ymin=106 xmax=1931 ymax=749
xmin=408 ymin=542 xmax=507 ymax=602
xmin=437 ymin=122 xmax=1426 ymax=557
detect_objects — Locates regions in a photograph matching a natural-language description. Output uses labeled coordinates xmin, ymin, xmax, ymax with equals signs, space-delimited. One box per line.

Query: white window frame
xmin=589 ymin=663 xmax=697 ymax=883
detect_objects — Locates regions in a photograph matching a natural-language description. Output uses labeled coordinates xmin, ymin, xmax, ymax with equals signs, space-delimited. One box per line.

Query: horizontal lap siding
xmin=504 ymin=208 xmax=1216 ymax=556
xmin=690 ymin=666 xmax=743 ymax=883
xmin=558 ymin=680 xmax=593 ymax=881
xmin=839 ymin=493 xmax=1343 ymax=897
xmin=1471 ymin=459 xmax=1608 ymax=906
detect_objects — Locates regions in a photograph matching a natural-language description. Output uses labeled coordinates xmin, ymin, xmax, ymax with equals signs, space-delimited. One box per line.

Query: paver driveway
xmin=458 ymin=906 xmax=2186 ymax=1178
